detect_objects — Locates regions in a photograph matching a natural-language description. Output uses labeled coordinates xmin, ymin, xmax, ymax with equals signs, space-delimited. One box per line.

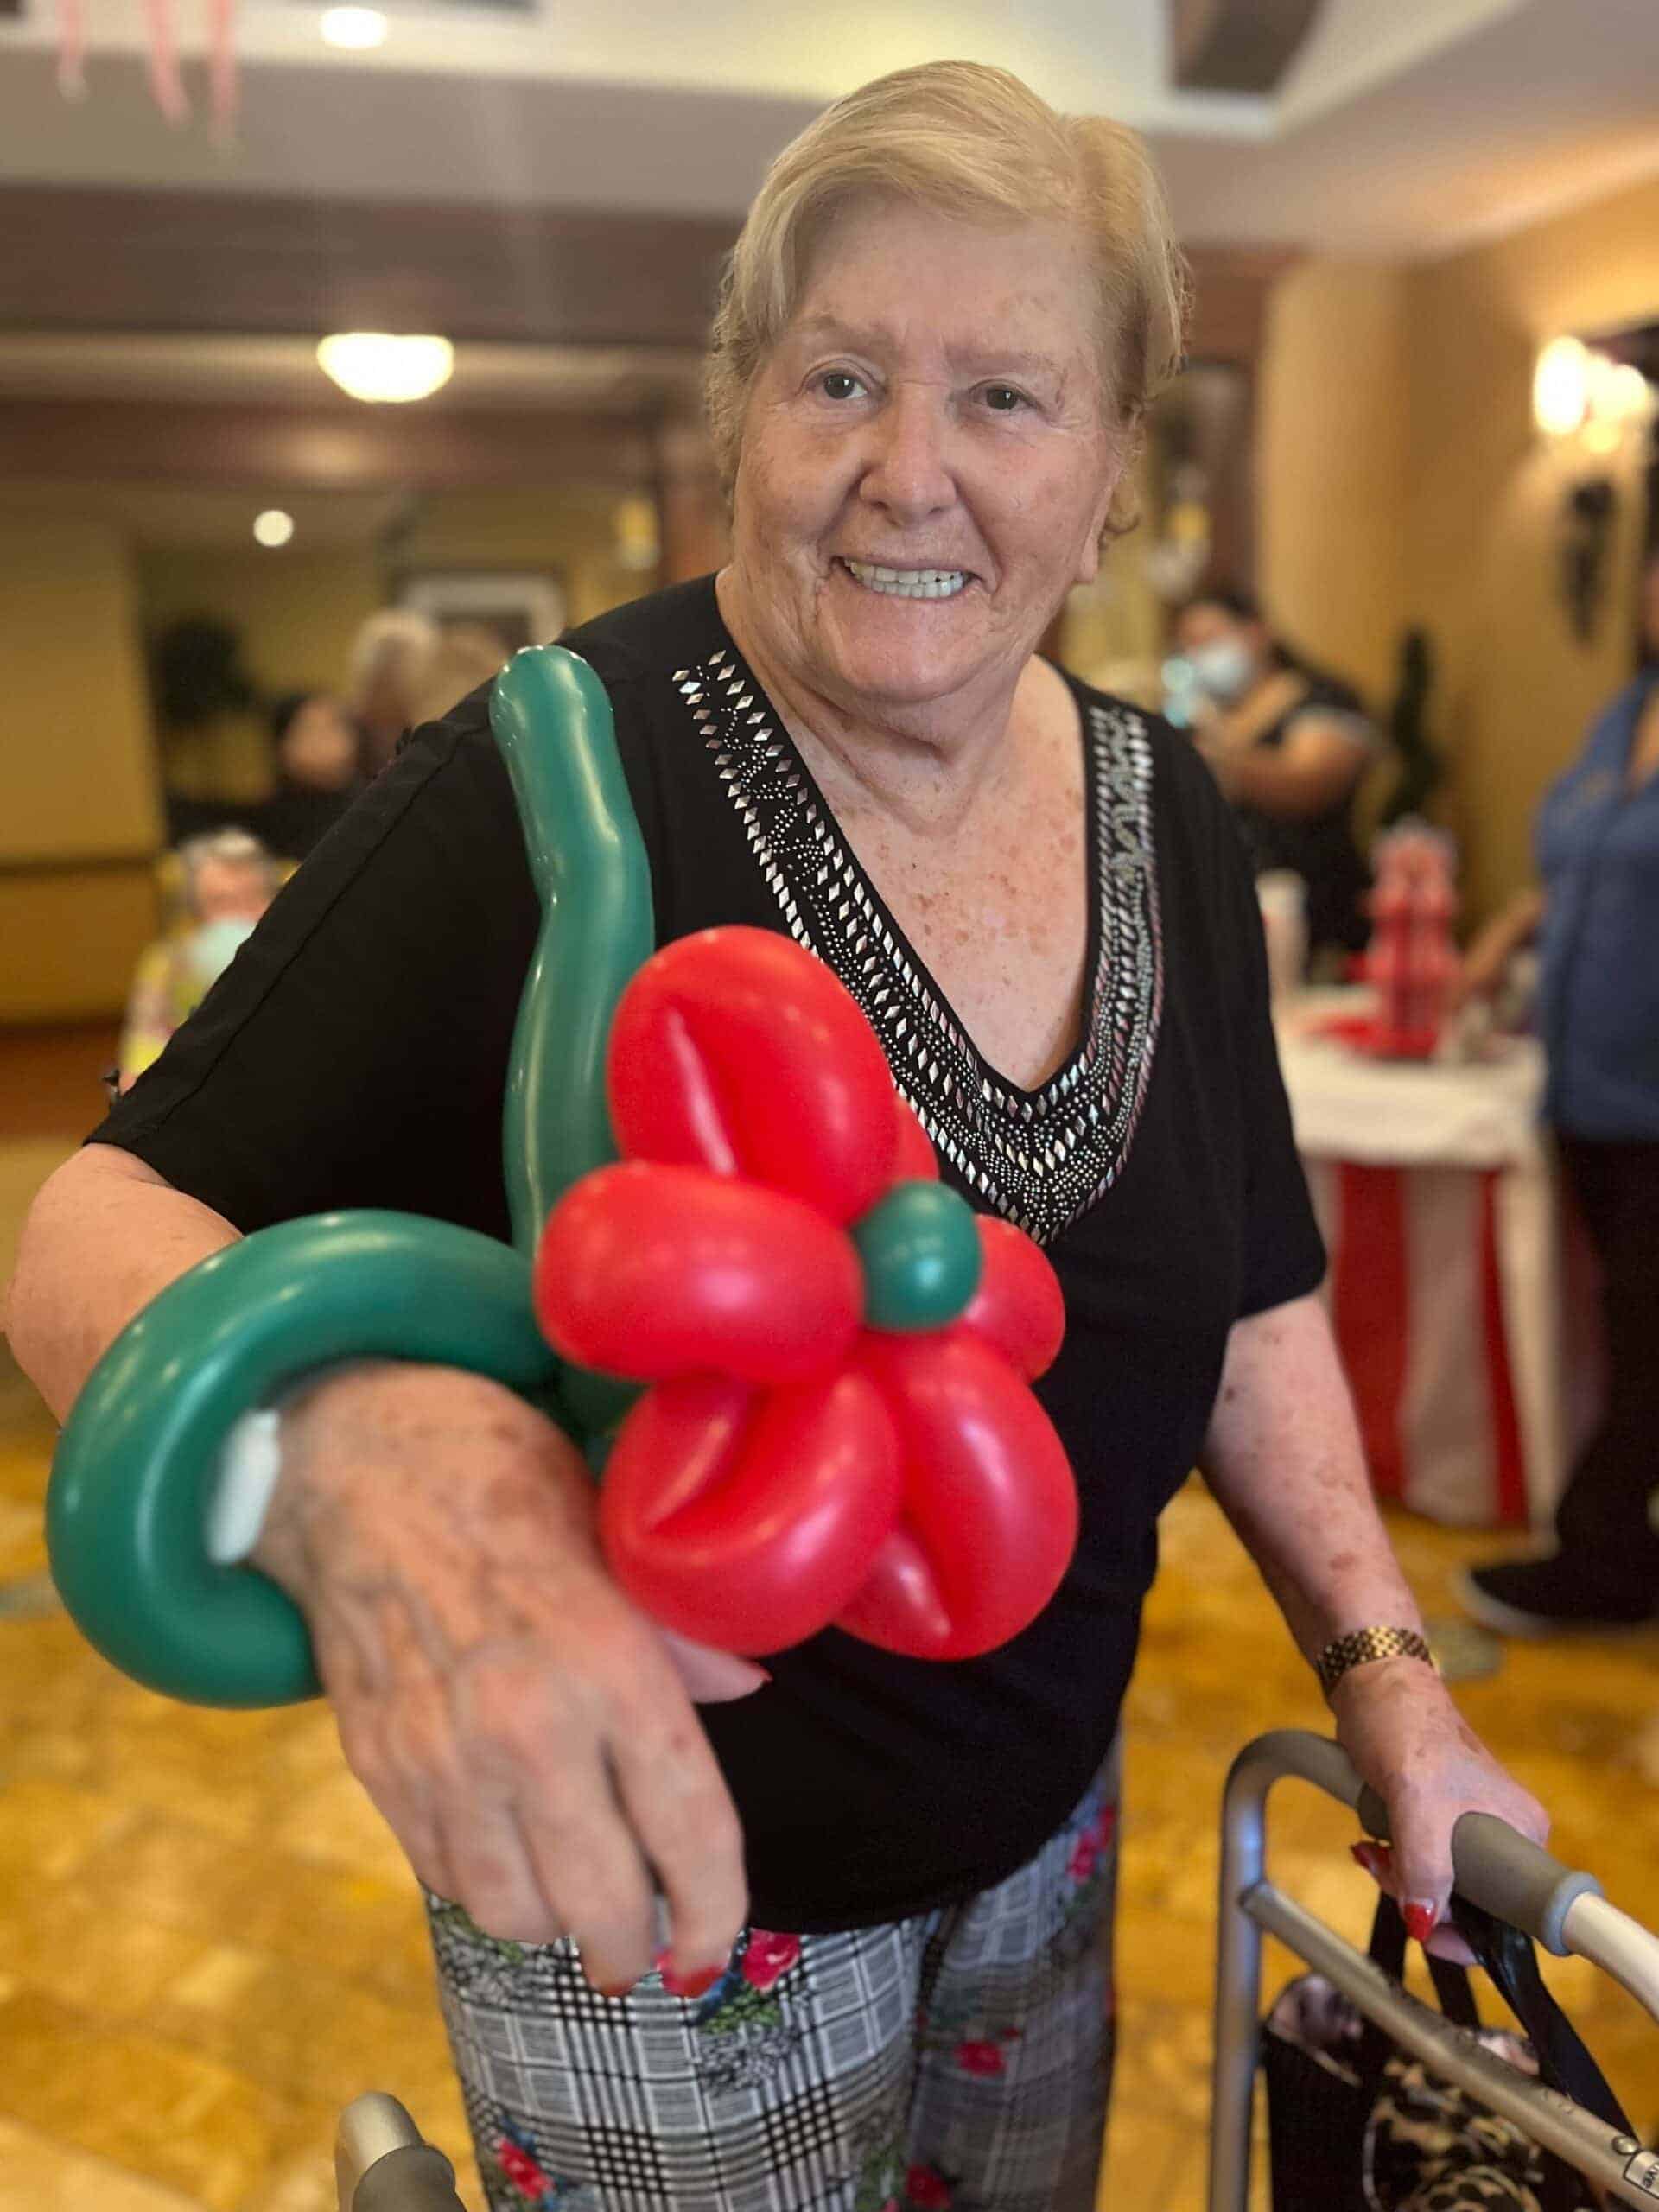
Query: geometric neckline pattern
xmin=670 ymin=642 xmax=1165 ymax=1246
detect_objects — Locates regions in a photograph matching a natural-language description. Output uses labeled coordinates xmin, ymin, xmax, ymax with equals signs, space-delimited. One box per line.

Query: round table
xmin=1275 ymin=991 xmax=1592 ymax=1529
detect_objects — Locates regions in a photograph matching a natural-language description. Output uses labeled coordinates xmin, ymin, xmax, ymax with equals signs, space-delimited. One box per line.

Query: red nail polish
xmin=1403 ymin=1903 xmax=1438 ymax=1945
xmin=653 ymin=1948 xmax=725 ymax=1999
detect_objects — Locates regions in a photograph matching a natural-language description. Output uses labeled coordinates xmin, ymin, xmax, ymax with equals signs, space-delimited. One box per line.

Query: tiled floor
xmin=1 ymin=1043 xmax=1656 ymax=2211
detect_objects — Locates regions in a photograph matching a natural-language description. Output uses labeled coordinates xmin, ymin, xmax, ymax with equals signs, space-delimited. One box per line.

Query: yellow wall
xmin=0 ymin=868 xmax=161 ymax=1024
xmin=1401 ymin=179 xmax=1659 ymax=920
xmin=1257 ymin=261 xmax=1409 ymax=710
xmin=1259 ymin=175 xmax=1659 ymax=922
xmin=0 ymin=518 xmax=162 ymax=1021
xmin=0 ymin=518 xmax=160 ymax=866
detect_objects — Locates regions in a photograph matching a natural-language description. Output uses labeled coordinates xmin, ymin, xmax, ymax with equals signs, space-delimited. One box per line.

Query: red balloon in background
xmin=599 ymin=1370 xmax=902 ymax=1654
xmin=607 ymin=928 xmax=899 ymax=1225
xmin=535 ymin=925 xmax=1080 ymax=1662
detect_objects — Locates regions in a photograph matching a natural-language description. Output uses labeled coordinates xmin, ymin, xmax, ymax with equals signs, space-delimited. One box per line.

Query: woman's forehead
xmin=798 ymin=202 xmax=1090 ymax=315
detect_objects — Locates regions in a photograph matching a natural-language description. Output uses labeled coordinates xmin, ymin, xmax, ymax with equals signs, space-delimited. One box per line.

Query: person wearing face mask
xmin=1173 ymin=587 xmax=1377 ymax=963
xmin=117 ymin=830 xmax=279 ymax=1091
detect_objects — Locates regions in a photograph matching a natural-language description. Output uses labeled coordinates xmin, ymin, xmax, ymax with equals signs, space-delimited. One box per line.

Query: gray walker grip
xmin=1356 ymin=1784 xmax=1602 ymax=1955
xmin=350 ymin=2145 xmax=469 ymax=2212
xmin=336 ymin=2095 xmax=467 ymax=2212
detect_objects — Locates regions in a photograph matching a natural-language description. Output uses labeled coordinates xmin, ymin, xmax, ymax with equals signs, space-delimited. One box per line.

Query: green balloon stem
xmin=45 ymin=648 xmax=657 ymax=1706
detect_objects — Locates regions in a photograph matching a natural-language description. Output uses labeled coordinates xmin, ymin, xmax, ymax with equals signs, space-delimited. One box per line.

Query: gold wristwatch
xmin=1315 ymin=1624 xmax=1437 ymax=1699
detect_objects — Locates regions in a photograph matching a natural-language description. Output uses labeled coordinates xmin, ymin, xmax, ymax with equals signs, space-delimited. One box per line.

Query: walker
xmin=1209 ymin=1730 xmax=1659 ymax=2209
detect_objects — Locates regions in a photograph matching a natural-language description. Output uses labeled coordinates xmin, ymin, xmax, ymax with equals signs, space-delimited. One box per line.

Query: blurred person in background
xmin=347 ymin=608 xmax=441 ymax=774
xmin=410 ymin=620 xmax=512 ymax=728
xmin=1174 ymin=586 xmax=1377 ymax=963
xmin=252 ymin=691 xmax=365 ymax=861
xmin=118 ymin=830 xmax=280 ymax=1090
xmin=348 ymin=612 xmax=512 ymax=773
xmin=1455 ymin=547 xmax=1659 ymax=1635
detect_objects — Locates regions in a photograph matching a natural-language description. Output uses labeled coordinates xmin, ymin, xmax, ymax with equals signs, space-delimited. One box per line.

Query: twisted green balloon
xmin=46 ymin=648 xmax=652 ymax=1707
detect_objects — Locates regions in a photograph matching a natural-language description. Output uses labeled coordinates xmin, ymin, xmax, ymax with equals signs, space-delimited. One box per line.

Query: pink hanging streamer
xmin=143 ymin=0 xmax=190 ymax=125
xmin=207 ymin=0 xmax=238 ymax=144
xmin=56 ymin=0 xmax=87 ymax=99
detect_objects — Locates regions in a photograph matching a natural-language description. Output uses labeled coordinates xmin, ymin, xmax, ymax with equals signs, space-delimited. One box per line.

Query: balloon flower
xmin=46 ymin=649 xmax=1074 ymax=1708
xmin=537 ymin=926 xmax=1076 ymax=1661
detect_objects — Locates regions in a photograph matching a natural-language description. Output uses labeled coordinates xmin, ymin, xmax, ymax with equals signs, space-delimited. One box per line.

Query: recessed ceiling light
xmin=321 ymin=8 xmax=388 ymax=50
xmin=253 ymin=509 xmax=295 ymax=547
xmin=316 ymin=333 xmax=455 ymax=404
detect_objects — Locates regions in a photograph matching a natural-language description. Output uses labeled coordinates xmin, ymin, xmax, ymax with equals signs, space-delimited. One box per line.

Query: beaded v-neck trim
xmin=671 ymin=642 xmax=1164 ymax=1243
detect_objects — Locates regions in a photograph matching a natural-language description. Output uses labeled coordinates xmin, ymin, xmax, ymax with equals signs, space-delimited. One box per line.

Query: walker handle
xmin=335 ymin=2094 xmax=467 ymax=2212
xmin=1356 ymin=1785 xmax=1601 ymax=1955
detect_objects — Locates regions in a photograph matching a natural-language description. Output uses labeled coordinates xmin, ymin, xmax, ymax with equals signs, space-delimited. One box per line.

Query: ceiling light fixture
xmin=316 ymin=333 xmax=454 ymax=404
xmin=320 ymin=8 xmax=388 ymax=49
xmin=253 ymin=509 xmax=295 ymax=547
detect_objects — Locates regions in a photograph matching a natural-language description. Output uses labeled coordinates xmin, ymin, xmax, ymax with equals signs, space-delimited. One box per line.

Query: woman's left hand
xmin=1329 ymin=1655 xmax=1548 ymax=1961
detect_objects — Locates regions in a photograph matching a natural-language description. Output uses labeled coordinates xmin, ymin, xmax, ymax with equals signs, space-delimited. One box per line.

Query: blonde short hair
xmin=705 ymin=60 xmax=1190 ymax=537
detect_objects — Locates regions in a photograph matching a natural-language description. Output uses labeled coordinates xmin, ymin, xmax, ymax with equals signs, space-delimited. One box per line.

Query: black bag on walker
xmin=1261 ymin=1897 xmax=1633 ymax=2211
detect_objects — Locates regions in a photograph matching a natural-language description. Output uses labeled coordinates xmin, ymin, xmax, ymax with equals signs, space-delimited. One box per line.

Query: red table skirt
xmin=1324 ymin=1162 xmax=1528 ymax=1524
xmin=1302 ymin=1156 xmax=1599 ymax=1529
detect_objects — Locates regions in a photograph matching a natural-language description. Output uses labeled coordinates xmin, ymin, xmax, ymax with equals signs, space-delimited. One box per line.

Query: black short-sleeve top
xmin=92 ymin=575 xmax=1324 ymax=1931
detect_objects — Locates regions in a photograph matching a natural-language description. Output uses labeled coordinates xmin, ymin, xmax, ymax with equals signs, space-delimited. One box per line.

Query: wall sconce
xmin=1534 ymin=337 xmax=1656 ymax=643
xmin=1533 ymin=335 xmax=1656 ymax=453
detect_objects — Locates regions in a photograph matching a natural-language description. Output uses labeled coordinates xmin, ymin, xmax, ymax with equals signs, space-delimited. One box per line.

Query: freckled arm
xmin=1197 ymin=1291 xmax=1549 ymax=1943
xmin=1198 ymin=1291 xmax=1425 ymax=1660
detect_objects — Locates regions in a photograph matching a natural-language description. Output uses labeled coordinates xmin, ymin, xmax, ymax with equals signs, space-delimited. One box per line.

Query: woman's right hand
xmin=1452 ymin=888 xmax=1546 ymax=1009
xmin=251 ymin=1361 xmax=760 ymax=1995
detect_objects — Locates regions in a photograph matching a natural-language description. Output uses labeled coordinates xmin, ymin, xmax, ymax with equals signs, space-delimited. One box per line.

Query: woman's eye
xmin=982 ymin=385 xmax=1027 ymax=413
xmin=819 ymin=371 xmax=864 ymax=401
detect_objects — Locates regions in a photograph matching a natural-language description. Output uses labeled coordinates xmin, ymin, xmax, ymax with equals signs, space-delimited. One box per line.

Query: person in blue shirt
xmin=1457 ymin=549 xmax=1659 ymax=1633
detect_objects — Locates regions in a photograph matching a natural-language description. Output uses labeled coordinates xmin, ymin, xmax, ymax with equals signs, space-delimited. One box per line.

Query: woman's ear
xmin=1075 ymin=464 xmax=1124 ymax=588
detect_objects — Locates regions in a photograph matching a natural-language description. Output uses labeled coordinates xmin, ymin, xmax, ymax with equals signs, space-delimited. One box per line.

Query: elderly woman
xmin=9 ymin=62 xmax=1541 ymax=2212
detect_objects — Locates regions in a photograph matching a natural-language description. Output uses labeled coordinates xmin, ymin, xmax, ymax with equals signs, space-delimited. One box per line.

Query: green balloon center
xmin=851 ymin=1180 xmax=982 ymax=1333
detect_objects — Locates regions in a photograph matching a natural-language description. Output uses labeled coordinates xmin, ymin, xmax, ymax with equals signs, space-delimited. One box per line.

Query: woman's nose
xmin=860 ymin=386 xmax=957 ymax=520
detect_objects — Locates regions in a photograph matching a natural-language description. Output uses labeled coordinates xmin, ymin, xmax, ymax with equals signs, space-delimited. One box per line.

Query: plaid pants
xmin=426 ymin=1753 xmax=1120 ymax=2212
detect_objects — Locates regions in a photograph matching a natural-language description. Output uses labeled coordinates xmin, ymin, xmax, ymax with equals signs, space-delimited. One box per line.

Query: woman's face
xmin=1174 ymin=603 xmax=1264 ymax=705
xmin=729 ymin=196 xmax=1122 ymax=722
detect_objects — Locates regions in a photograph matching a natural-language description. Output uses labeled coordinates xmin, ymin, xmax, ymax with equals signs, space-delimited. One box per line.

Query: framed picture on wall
xmin=395 ymin=569 xmax=567 ymax=654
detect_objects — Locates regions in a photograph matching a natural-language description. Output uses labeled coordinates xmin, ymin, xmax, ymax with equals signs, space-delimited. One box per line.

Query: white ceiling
xmin=0 ymin=0 xmax=1656 ymax=257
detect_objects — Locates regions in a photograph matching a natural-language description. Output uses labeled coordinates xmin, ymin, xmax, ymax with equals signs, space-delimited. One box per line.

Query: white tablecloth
xmin=1275 ymin=991 xmax=1581 ymax=1528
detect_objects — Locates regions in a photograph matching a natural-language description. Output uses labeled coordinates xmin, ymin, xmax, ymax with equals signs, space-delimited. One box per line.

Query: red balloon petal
xmin=535 ymin=1161 xmax=861 ymax=1386
xmin=607 ymin=927 xmax=898 ymax=1223
xmin=836 ymin=1330 xmax=1077 ymax=1661
xmin=600 ymin=1370 xmax=902 ymax=1654
xmin=958 ymin=1218 xmax=1066 ymax=1380
xmin=888 ymin=1092 xmax=940 ymax=1184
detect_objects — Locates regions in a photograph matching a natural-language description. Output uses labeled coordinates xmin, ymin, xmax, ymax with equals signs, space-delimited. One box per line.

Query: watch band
xmin=1316 ymin=1624 xmax=1436 ymax=1698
